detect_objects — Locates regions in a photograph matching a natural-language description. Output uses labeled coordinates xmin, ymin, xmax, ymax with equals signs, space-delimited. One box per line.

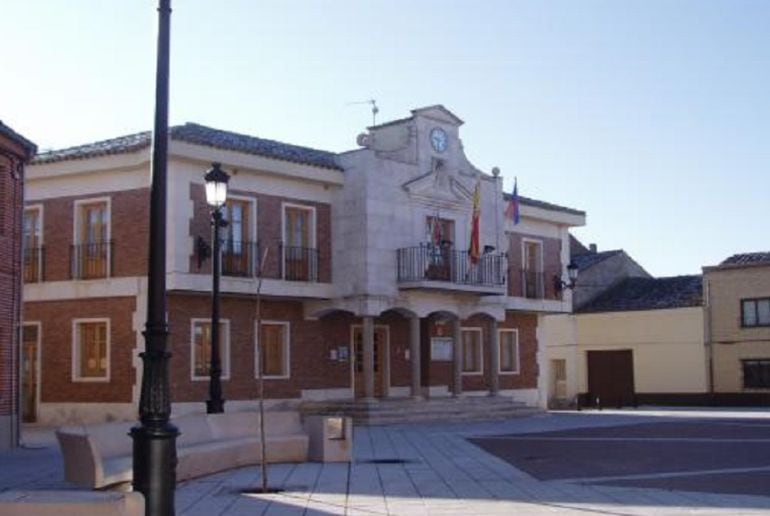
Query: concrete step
xmin=300 ymin=396 xmax=540 ymax=425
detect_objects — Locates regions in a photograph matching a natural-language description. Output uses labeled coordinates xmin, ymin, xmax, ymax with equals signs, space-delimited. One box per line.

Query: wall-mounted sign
xmin=431 ymin=337 xmax=453 ymax=361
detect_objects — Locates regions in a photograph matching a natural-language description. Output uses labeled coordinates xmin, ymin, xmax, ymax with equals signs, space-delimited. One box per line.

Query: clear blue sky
xmin=3 ymin=1 xmax=768 ymax=276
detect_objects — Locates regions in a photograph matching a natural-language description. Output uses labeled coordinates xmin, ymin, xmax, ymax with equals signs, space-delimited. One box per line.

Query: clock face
xmin=430 ymin=127 xmax=448 ymax=153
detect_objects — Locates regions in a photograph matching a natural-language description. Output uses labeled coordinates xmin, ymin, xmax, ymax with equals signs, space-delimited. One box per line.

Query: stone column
xmin=362 ymin=316 xmax=375 ymax=401
xmin=410 ymin=316 xmax=422 ymax=399
xmin=452 ymin=317 xmax=463 ymax=397
xmin=489 ymin=319 xmax=500 ymax=396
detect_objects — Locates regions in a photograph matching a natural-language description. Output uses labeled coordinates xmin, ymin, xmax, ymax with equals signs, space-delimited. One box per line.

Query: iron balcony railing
xmin=396 ymin=244 xmax=506 ymax=287
xmin=520 ymin=269 xmax=546 ymax=299
xmin=23 ymin=246 xmax=45 ymax=283
xmin=221 ymin=240 xmax=258 ymax=277
xmin=281 ymin=244 xmax=319 ymax=282
xmin=71 ymin=241 xmax=113 ymax=280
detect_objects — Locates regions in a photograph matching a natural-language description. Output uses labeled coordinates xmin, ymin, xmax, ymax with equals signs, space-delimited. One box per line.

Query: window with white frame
xmin=461 ymin=328 xmax=483 ymax=374
xmin=23 ymin=206 xmax=43 ymax=282
xmin=221 ymin=197 xmax=256 ymax=276
xmin=191 ymin=319 xmax=231 ymax=380
xmin=499 ymin=329 xmax=520 ymax=374
xmin=282 ymin=204 xmax=317 ymax=281
xmin=256 ymin=321 xmax=290 ymax=378
xmin=521 ymin=239 xmax=544 ymax=299
xmin=73 ymin=320 xmax=109 ymax=381
xmin=74 ymin=198 xmax=111 ymax=279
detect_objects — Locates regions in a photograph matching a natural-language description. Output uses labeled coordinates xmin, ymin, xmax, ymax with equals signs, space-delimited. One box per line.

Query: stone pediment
xmin=411 ymin=105 xmax=464 ymax=126
xmin=402 ymin=158 xmax=473 ymax=205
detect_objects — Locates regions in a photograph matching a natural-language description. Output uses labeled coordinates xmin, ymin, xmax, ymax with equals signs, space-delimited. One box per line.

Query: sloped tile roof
xmin=33 ymin=123 xmax=342 ymax=170
xmin=720 ymin=252 xmax=770 ymax=267
xmin=0 ymin=121 xmax=37 ymax=157
xmin=571 ymin=250 xmax=623 ymax=271
xmin=577 ymin=275 xmax=703 ymax=313
xmin=503 ymin=192 xmax=585 ymax=216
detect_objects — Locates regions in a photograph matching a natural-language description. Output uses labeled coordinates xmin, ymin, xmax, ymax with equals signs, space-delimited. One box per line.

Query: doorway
xmin=351 ymin=325 xmax=389 ymax=398
xmin=22 ymin=323 xmax=40 ymax=423
xmin=587 ymin=350 xmax=635 ymax=408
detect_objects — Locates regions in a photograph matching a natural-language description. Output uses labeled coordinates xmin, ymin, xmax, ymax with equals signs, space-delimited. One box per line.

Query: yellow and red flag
xmin=469 ymin=180 xmax=481 ymax=265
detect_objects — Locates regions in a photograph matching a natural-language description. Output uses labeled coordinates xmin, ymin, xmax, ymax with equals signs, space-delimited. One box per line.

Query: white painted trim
xmin=498 ymin=328 xmax=520 ymax=375
xmin=24 ymin=276 xmax=143 ymax=302
xmin=21 ymin=321 xmax=42 ymax=422
xmin=71 ymin=318 xmax=111 ymax=383
xmin=223 ymin=194 xmax=258 ymax=275
xmin=190 ymin=318 xmax=231 ymax=381
xmin=254 ymin=320 xmax=291 ymax=380
xmin=461 ymin=326 xmax=484 ymax=375
xmin=349 ymin=324 xmax=391 ymax=397
xmin=72 ymin=196 xmax=112 ymax=279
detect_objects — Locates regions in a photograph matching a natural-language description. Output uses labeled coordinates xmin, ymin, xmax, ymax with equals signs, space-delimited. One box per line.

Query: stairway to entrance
xmin=300 ymin=396 xmax=540 ymax=426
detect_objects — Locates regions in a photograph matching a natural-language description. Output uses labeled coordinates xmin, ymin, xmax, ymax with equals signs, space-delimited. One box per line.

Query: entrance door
xmin=22 ymin=324 xmax=39 ymax=423
xmin=587 ymin=350 xmax=635 ymax=408
xmin=352 ymin=326 xmax=388 ymax=398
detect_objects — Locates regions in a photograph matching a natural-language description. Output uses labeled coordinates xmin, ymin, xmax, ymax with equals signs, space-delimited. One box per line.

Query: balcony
xmin=396 ymin=244 xmax=506 ymax=295
xmin=23 ymin=246 xmax=45 ymax=283
xmin=218 ymin=241 xmax=320 ymax=283
xmin=71 ymin=241 xmax=112 ymax=280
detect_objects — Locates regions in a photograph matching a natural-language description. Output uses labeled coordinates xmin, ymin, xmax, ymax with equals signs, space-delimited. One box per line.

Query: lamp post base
xmin=131 ymin=422 xmax=179 ymax=516
xmin=206 ymin=399 xmax=225 ymax=414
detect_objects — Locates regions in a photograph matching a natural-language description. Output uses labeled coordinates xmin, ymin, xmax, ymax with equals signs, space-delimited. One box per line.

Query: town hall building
xmin=22 ymin=106 xmax=584 ymax=425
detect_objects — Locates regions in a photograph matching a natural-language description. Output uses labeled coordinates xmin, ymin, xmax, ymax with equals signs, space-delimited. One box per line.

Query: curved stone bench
xmin=56 ymin=411 xmax=309 ymax=489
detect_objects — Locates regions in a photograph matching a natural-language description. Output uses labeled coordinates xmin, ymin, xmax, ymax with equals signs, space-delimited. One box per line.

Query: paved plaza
xmin=3 ymin=409 xmax=770 ymax=515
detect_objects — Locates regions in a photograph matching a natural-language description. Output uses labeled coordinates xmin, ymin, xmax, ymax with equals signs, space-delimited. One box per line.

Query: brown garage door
xmin=587 ymin=350 xmax=635 ymax=408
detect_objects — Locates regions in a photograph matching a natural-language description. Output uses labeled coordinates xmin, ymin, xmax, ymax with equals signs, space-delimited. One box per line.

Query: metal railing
xmin=23 ymin=246 xmax=45 ymax=283
xmin=520 ymin=269 xmax=546 ymax=299
xmin=71 ymin=241 xmax=113 ymax=279
xmin=281 ymin=244 xmax=319 ymax=282
xmin=221 ymin=240 xmax=257 ymax=277
xmin=396 ymin=244 xmax=506 ymax=287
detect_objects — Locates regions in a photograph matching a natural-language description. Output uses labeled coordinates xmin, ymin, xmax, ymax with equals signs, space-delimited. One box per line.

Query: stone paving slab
xmin=3 ymin=409 xmax=770 ymax=515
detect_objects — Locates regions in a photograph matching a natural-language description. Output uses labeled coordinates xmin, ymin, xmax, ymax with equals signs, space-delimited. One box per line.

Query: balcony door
xmin=77 ymin=201 xmax=109 ymax=279
xmin=222 ymin=200 xmax=251 ymax=276
xmin=425 ymin=216 xmax=454 ymax=281
xmin=23 ymin=208 xmax=42 ymax=282
xmin=283 ymin=205 xmax=315 ymax=281
xmin=522 ymin=239 xmax=543 ymax=298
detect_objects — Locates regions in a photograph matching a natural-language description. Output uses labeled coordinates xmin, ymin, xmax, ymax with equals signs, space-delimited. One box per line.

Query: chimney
xmin=589 ymin=243 xmax=597 ymax=253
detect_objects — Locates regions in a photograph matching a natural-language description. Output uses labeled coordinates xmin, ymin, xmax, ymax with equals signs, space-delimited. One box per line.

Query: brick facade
xmin=188 ymin=183 xmax=332 ymax=282
xmin=507 ymin=232 xmax=563 ymax=300
xmin=0 ymin=125 xmax=35 ymax=448
xmin=24 ymin=297 xmax=138 ymax=403
xmin=26 ymin=188 xmax=150 ymax=282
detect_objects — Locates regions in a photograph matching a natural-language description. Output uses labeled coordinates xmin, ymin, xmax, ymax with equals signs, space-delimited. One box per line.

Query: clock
xmin=430 ymin=127 xmax=448 ymax=153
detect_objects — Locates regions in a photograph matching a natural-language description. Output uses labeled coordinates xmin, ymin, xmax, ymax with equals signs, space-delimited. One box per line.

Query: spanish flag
xmin=469 ymin=180 xmax=481 ymax=265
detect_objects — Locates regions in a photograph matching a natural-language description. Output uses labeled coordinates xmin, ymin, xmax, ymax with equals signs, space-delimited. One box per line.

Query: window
xmin=73 ymin=320 xmax=109 ymax=381
xmin=23 ymin=207 xmax=43 ymax=282
xmin=256 ymin=321 xmax=290 ymax=378
xmin=461 ymin=328 xmax=483 ymax=374
xmin=282 ymin=204 xmax=317 ymax=281
xmin=742 ymin=298 xmax=770 ymax=327
xmin=191 ymin=319 xmax=230 ymax=380
xmin=522 ymin=239 xmax=544 ymax=299
xmin=742 ymin=360 xmax=770 ymax=389
xmin=221 ymin=198 xmax=255 ymax=276
xmin=499 ymin=329 xmax=520 ymax=374
xmin=74 ymin=199 xmax=110 ymax=279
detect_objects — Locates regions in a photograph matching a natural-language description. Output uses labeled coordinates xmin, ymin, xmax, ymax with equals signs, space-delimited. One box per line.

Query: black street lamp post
xmin=130 ymin=1 xmax=178 ymax=515
xmin=204 ymin=163 xmax=229 ymax=414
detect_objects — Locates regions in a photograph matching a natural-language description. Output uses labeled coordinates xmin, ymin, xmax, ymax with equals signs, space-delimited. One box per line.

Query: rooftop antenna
xmin=347 ymin=99 xmax=379 ymax=126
